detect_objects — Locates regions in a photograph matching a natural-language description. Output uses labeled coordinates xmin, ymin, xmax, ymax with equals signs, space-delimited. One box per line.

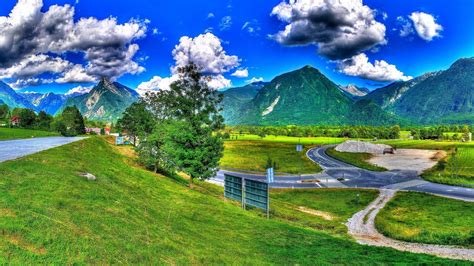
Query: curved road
xmin=211 ymin=145 xmax=474 ymax=202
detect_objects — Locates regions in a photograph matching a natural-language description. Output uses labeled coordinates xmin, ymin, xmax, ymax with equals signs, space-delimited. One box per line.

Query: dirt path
xmin=346 ymin=189 xmax=474 ymax=261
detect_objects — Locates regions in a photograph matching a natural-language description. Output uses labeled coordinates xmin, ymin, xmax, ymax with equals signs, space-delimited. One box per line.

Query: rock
xmin=335 ymin=140 xmax=393 ymax=154
xmin=81 ymin=172 xmax=96 ymax=181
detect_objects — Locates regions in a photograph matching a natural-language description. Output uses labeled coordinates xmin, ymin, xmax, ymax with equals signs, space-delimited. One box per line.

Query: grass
xmin=229 ymin=134 xmax=346 ymax=145
xmin=0 ymin=127 xmax=59 ymax=140
xmin=326 ymin=147 xmax=387 ymax=172
xmin=271 ymin=189 xmax=379 ymax=238
xmin=0 ymin=137 xmax=460 ymax=264
xmin=221 ymin=140 xmax=322 ymax=174
xmin=376 ymin=192 xmax=474 ymax=248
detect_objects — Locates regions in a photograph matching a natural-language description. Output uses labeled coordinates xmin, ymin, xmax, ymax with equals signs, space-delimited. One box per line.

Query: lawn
xmin=376 ymin=192 xmax=474 ymax=248
xmin=0 ymin=137 xmax=459 ymax=264
xmin=229 ymin=134 xmax=345 ymax=145
xmin=271 ymin=188 xmax=379 ymax=238
xmin=0 ymin=127 xmax=58 ymax=140
xmin=325 ymin=147 xmax=387 ymax=171
xmin=221 ymin=140 xmax=322 ymax=174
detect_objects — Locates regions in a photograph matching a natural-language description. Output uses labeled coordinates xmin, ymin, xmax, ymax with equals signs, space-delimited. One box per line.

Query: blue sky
xmin=0 ymin=0 xmax=473 ymax=95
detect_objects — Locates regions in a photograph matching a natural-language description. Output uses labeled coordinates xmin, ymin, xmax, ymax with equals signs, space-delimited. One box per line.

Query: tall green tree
xmin=36 ymin=111 xmax=53 ymax=130
xmin=144 ymin=64 xmax=225 ymax=186
xmin=117 ymin=101 xmax=155 ymax=146
xmin=18 ymin=108 xmax=37 ymax=128
xmin=0 ymin=104 xmax=9 ymax=120
xmin=60 ymin=106 xmax=85 ymax=136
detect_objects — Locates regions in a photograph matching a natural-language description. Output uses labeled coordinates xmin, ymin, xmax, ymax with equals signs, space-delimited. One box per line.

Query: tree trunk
xmin=189 ymin=176 xmax=194 ymax=189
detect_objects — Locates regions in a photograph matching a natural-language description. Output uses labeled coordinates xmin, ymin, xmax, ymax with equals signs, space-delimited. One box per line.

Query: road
xmin=0 ymin=136 xmax=85 ymax=162
xmin=210 ymin=145 xmax=474 ymax=202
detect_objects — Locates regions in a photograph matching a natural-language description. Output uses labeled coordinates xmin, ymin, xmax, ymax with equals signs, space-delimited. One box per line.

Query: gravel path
xmin=346 ymin=189 xmax=474 ymax=262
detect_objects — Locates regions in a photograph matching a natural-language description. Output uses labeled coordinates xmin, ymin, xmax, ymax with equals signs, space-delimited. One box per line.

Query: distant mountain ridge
xmin=0 ymin=81 xmax=35 ymax=110
xmin=58 ymin=77 xmax=139 ymax=121
xmin=338 ymin=84 xmax=370 ymax=98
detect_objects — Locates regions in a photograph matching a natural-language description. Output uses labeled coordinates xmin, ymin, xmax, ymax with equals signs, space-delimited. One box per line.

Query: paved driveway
xmin=0 ymin=137 xmax=85 ymax=162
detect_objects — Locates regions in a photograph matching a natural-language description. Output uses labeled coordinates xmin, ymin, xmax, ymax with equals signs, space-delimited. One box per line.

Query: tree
xmin=117 ymin=100 xmax=155 ymax=146
xmin=18 ymin=108 xmax=37 ymax=128
xmin=36 ymin=111 xmax=53 ymax=130
xmin=0 ymin=104 xmax=9 ymax=120
xmin=143 ymin=63 xmax=225 ymax=187
xmin=60 ymin=106 xmax=85 ymax=136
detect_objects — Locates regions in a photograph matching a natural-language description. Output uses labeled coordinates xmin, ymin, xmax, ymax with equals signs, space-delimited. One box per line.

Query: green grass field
xmin=221 ymin=140 xmax=322 ymax=174
xmin=376 ymin=192 xmax=474 ymax=248
xmin=229 ymin=134 xmax=345 ymax=145
xmin=0 ymin=127 xmax=58 ymax=140
xmin=325 ymin=147 xmax=387 ymax=172
xmin=271 ymin=189 xmax=379 ymax=237
xmin=0 ymin=137 xmax=459 ymax=264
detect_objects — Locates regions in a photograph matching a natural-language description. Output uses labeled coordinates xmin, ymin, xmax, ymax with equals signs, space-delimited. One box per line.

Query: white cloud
xmin=207 ymin=13 xmax=215 ymax=19
xmin=205 ymin=74 xmax=232 ymax=90
xmin=231 ymin=68 xmax=248 ymax=78
xmin=241 ymin=20 xmax=261 ymax=36
xmin=136 ymin=75 xmax=179 ymax=96
xmin=56 ymin=64 xmax=96 ymax=83
xmin=0 ymin=54 xmax=71 ymax=79
xmin=152 ymin=28 xmax=160 ymax=35
xmin=409 ymin=12 xmax=443 ymax=41
xmin=0 ymin=0 xmax=148 ymax=86
xmin=339 ymin=53 xmax=412 ymax=82
xmin=397 ymin=16 xmax=414 ymax=37
xmin=172 ymin=32 xmax=240 ymax=75
xmin=219 ymin=16 xmax=232 ymax=31
xmin=270 ymin=0 xmax=386 ymax=60
xmin=65 ymin=85 xmax=92 ymax=96
xmin=10 ymin=77 xmax=54 ymax=89
xmin=246 ymin=77 xmax=264 ymax=83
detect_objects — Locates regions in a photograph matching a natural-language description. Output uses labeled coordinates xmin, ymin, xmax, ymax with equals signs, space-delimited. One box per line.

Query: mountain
xmin=21 ymin=92 xmax=67 ymax=115
xmin=363 ymin=57 xmax=474 ymax=124
xmin=338 ymin=84 xmax=370 ymax=98
xmin=0 ymin=81 xmax=34 ymax=109
xmin=59 ymin=77 xmax=139 ymax=121
xmin=223 ymin=65 xmax=397 ymax=125
xmin=220 ymin=82 xmax=265 ymax=124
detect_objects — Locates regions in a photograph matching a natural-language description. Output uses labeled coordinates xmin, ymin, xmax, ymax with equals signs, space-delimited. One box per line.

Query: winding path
xmin=347 ymin=189 xmax=474 ymax=261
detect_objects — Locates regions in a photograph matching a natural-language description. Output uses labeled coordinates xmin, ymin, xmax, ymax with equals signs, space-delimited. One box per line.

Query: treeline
xmin=225 ymin=125 xmax=402 ymax=139
xmin=409 ymin=125 xmax=471 ymax=140
xmin=0 ymin=103 xmax=85 ymax=136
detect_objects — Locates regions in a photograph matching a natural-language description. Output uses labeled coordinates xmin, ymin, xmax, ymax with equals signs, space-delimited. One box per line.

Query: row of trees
xmin=0 ymin=103 xmax=85 ymax=136
xmin=410 ymin=125 xmax=471 ymax=140
xmin=117 ymin=64 xmax=224 ymax=186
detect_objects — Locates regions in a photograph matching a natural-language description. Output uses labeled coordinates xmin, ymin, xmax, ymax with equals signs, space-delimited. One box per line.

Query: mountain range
xmin=0 ymin=57 xmax=473 ymax=125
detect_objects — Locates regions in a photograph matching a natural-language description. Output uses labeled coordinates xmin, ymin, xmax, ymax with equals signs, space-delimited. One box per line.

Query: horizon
xmin=0 ymin=0 xmax=473 ymax=95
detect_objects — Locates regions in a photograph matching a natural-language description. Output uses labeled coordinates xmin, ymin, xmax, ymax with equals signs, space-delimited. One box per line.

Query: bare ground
xmin=346 ymin=189 xmax=474 ymax=262
xmin=368 ymin=149 xmax=445 ymax=174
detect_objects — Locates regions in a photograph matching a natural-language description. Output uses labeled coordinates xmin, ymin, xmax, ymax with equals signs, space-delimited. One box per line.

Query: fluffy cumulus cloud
xmin=65 ymin=85 xmax=92 ymax=96
xmin=338 ymin=53 xmax=412 ymax=82
xmin=409 ymin=12 xmax=443 ymax=41
xmin=231 ymin=68 xmax=248 ymax=78
xmin=137 ymin=32 xmax=240 ymax=95
xmin=270 ymin=0 xmax=386 ymax=60
xmin=172 ymin=32 xmax=239 ymax=74
xmin=0 ymin=0 xmax=147 ymax=87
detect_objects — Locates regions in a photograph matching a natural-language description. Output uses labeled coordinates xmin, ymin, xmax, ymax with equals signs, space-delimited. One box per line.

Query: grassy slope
xmin=229 ymin=134 xmax=345 ymax=145
xmin=326 ymin=147 xmax=387 ymax=172
xmin=0 ymin=137 xmax=459 ymax=264
xmin=378 ymin=139 xmax=474 ymax=188
xmin=0 ymin=127 xmax=58 ymax=140
xmin=221 ymin=140 xmax=322 ymax=174
xmin=376 ymin=192 xmax=474 ymax=248
xmin=271 ymin=189 xmax=379 ymax=237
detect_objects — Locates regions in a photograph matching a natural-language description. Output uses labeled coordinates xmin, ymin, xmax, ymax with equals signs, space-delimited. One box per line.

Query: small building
xmin=105 ymin=127 xmax=111 ymax=135
xmin=10 ymin=116 xmax=20 ymax=127
xmin=85 ymin=127 xmax=101 ymax=135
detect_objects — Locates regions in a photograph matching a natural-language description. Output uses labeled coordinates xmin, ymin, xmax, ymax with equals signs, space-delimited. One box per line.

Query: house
xmin=85 ymin=127 xmax=101 ymax=135
xmin=105 ymin=127 xmax=111 ymax=135
xmin=10 ymin=115 xmax=20 ymax=127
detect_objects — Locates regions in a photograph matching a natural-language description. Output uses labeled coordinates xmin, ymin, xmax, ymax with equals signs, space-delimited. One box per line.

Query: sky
xmin=0 ymin=0 xmax=473 ymax=95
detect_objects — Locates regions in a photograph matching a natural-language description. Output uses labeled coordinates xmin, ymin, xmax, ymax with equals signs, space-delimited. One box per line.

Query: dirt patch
xmin=298 ymin=206 xmax=334 ymax=221
xmin=5 ymin=234 xmax=47 ymax=255
xmin=0 ymin=208 xmax=16 ymax=217
xmin=368 ymin=149 xmax=443 ymax=174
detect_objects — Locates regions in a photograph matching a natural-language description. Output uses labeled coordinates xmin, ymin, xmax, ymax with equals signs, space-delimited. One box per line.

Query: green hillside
xmin=0 ymin=137 xmax=457 ymax=264
xmin=220 ymin=83 xmax=262 ymax=124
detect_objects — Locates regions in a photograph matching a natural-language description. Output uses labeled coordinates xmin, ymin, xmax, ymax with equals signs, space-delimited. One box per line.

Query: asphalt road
xmin=0 ymin=136 xmax=85 ymax=162
xmin=211 ymin=145 xmax=474 ymax=202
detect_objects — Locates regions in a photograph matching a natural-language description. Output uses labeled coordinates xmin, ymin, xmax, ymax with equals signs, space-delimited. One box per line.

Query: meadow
xmin=0 ymin=137 xmax=458 ymax=264
xmin=0 ymin=127 xmax=58 ymax=140
xmin=325 ymin=147 xmax=387 ymax=171
xmin=376 ymin=192 xmax=474 ymax=248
